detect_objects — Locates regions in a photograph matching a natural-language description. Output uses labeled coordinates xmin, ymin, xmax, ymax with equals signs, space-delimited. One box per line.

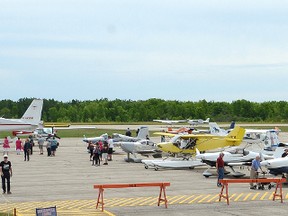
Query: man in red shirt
xmin=216 ymin=152 xmax=225 ymax=187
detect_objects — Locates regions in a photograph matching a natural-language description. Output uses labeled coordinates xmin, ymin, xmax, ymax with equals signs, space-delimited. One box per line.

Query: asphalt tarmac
xmin=0 ymin=125 xmax=288 ymax=216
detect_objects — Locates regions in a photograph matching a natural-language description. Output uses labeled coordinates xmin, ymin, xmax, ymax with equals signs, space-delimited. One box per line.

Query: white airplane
xmin=244 ymin=128 xmax=281 ymax=149
xmin=119 ymin=140 xmax=162 ymax=163
xmin=187 ymin=118 xmax=210 ymax=126
xmin=196 ymin=147 xmax=274 ymax=178
xmin=112 ymin=126 xmax=149 ymax=142
xmin=210 ymin=122 xmax=283 ymax=151
xmin=0 ymin=99 xmax=43 ymax=132
xmin=153 ymin=119 xmax=187 ymax=125
xmin=113 ymin=126 xmax=161 ymax=162
xmin=83 ymin=133 xmax=109 ymax=143
xmin=260 ymin=143 xmax=288 ymax=176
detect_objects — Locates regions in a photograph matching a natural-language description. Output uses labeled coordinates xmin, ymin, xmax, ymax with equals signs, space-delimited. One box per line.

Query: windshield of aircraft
xmin=226 ymin=148 xmax=249 ymax=156
xmin=170 ymin=135 xmax=182 ymax=143
xmin=36 ymin=128 xmax=53 ymax=135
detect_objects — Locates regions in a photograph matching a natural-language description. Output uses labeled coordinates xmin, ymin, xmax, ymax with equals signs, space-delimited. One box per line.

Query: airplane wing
xmin=153 ymin=132 xmax=178 ymax=137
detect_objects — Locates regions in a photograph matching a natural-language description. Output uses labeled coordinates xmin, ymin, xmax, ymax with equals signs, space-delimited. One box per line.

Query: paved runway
xmin=0 ymin=127 xmax=288 ymax=215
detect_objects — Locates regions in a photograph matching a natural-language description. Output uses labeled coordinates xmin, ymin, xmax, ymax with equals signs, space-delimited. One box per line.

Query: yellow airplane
xmin=154 ymin=126 xmax=245 ymax=155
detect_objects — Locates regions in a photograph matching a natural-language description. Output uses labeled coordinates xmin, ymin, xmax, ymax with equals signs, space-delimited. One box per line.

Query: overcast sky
xmin=1 ymin=0 xmax=288 ymax=102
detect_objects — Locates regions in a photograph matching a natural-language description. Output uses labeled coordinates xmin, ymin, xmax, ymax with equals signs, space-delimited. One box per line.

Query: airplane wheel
xmin=154 ymin=167 xmax=159 ymax=171
xmin=189 ymin=167 xmax=195 ymax=170
xmin=204 ymin=175 xmax=210 ymax=178
xmin=268 ymin=184 xmax=272 ymax=190
xmin=144 ymin=165 xmax=149 ymax=169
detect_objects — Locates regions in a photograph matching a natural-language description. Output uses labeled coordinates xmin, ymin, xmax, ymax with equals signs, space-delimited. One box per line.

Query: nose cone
xmin=260 ymin=160 xmax=270 ymax=167
xmin=195 ymin=154 xmax=204 ymax=160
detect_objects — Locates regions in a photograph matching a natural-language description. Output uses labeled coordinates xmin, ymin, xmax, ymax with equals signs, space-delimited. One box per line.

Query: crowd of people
xmin=87 ymin=136 xmax=114 ymax=166
xmin=0 ymin=134 xmax=61 ymax=194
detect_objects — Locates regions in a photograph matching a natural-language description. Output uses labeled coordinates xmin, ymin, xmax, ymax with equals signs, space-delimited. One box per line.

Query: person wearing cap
xmin=282 ymin=149 xmax=288 ymax=158
xmin=0 ymin=155 xmax=12 ymax=194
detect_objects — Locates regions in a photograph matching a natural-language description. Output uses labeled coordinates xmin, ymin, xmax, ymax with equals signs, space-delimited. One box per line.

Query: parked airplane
xmin=112 ymin=126 xmax=149 ymax=142
xmin=196 ymin=147 xmax=274 ymax=178
xmin=0 ymin=99 xmax=43 ymax=132
xmin=153 ymin=119 xmax=187 ymax=125
xmin=260 ymin=143 xmax=288 ymax=176
xmin=119 ymin=140 xmax=162 ymax=163
xmin=187 ymin=118 xmax=210 ymax=126
xmin=83 ymin=133 xmax=109 ymax=143
xmin=155 ymin=126 xmax=245 ymax=157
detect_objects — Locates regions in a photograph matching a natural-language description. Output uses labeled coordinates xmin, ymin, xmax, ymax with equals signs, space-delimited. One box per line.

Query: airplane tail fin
xmin=209 ymin=122 xmax=227 ymax=136
xmin=272 ymin=143 xmax=288 ymax=158
xmin=229 ymin=121 xmax=235 ymax=129
xmin=195 ymin=148 xmax=200 ymax=156
xmin=263 ymin=130 xmax=280 ymax=151
xmin=204 ymin=118 xmax=210 ymax=123
xmin=137 ymin=126 xmax=149 ymax=140
xmin=225 ymin=126 xmax=245 ymax=145
xmin=21 ymin=99 xmax=43 ymax=125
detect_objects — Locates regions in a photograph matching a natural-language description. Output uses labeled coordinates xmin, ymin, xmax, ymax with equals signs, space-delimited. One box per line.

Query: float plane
xmin=155 ymin=126 xmax=245 ymax=156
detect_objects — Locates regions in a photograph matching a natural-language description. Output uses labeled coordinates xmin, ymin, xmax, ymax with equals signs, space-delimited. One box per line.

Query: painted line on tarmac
xmin=0 ymin=191 xmax=287 ymax=215
xmin=207 ymin=194 xmax=219 ymax=202
xmin=198 ymin=194 xmax=212 ymax=203
xmin=234 ymin=193 xmax=244 ymax=202
xmin=179 ymin=195 xmax=195 ymax=204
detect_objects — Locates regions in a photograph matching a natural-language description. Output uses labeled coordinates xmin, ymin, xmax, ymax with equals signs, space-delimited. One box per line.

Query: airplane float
xmin=154 ymin=126 xmax=245 ymax=156
xmin=141 ymin=158 xmax=206 ymax=171
xmin=0 ymin=99 xmax=43 ymax=132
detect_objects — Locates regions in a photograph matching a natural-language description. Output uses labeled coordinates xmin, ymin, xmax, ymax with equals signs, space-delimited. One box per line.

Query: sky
xmin=1 ymin=0 xmax=288 ymax=102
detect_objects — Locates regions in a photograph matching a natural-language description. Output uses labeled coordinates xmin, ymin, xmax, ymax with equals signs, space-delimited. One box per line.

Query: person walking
xmin=15 ymin=137 xmax=23 ymax=155
xmin=23 ymin=138 xmax=31 ymax=161
xmin=0 ymin=155 xmax=12 ymax=194
xmin=250 ymin=155 xmax=263 ymax=189
xmin=216 ymin=152 xmax=225 ymax=187
xmin=3 ymin=137 xmax=10 ymax=155
xmin=38 ymin=135 xmax=45 ymax=155
xmin=102 ymin=142 xmax=109 ymax=165
xmin=50 ymin=137 xmax=58 ymax=156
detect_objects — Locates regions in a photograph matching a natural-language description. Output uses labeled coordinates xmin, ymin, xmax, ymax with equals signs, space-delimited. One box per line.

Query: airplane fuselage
xmin=0 ymin=118 xmax=37 ymax=132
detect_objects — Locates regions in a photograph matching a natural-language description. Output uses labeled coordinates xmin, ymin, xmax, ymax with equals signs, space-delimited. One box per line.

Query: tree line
xmin=0 ymin=98 xmax=287 ymax=123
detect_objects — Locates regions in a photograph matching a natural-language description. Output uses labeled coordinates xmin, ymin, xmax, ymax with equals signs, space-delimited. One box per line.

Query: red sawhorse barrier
xmin=219 ymin=178 xmax=286 ymax=205
xmin=94 ymin=182 xmax=171 ymax=211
